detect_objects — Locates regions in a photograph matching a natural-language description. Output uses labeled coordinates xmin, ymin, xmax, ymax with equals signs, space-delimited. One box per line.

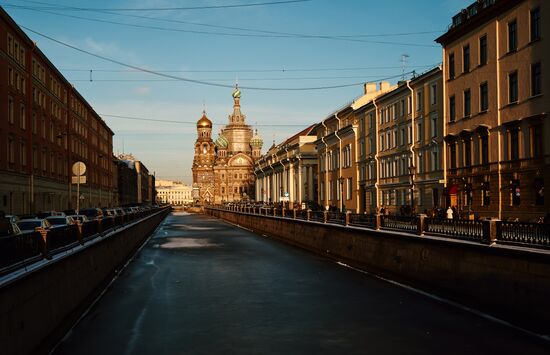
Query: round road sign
xmin=72 ymin=161 xmax=87 ymax=176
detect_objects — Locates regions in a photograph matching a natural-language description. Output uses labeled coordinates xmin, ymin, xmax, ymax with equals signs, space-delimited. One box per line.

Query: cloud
xmin=83 ymin=37 xmax=140 ymax=64
xmin=132 ymin=86 xmax=151 ymax=95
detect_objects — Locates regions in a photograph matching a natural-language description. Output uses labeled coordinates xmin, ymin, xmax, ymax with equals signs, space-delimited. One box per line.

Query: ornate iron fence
xmin=499 ymin=221 xmax=550 ymax=247
xmin=349 ymin=214 xmax=375 ymax=228
xmin=425 ymin=218 xmax=483 ymax=241
xmin=327 ymin=212 xmax=345 ymax=225
xmin=309 ymin=211 xmax=325 ymax=222
xmin=381 ymin=215 xmax=418 ymax=232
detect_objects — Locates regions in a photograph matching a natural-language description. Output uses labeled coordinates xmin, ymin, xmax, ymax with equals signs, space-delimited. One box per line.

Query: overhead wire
xmin=2 ymin=0 xmax=313 ymax=11
xmin=3 ymin=1 xmax=442 ymax=47
xmin=20 ymin=25 xmax=420 ymax=91
xmin=102 ymin=114 xmax=312 ymax=127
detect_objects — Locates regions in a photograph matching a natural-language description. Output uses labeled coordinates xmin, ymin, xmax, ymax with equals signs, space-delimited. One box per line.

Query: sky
xmin=2 ymin=0 xmax=471 ymax=184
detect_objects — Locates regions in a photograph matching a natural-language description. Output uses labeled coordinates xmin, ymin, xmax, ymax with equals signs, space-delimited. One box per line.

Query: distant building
xmin=436 ymin=0 xmax=549 ymax=220
xmin=254 ymin=125 xmax=317 ymax=208
xmin=155 ymin=180 xmax=193 ymax=205
xmin=192 ymin=85 xmax=263 ymax=204
xmin=117 ymin=154 xmax=155 ymax=205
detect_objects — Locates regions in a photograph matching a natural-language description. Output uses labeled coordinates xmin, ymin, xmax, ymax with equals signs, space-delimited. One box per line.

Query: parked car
xmin=0 ymin=217 xmax=21 ymax=236
xmin=69 ymin=215 xmax=89 ymax=224
xmin=36 ymin=211 xmax=66 ymax=219
xmin=79 ymin=208 xmax=104 ymax=221
xmin=45 ymin=216 xmax=76 ymax=227
xmin=16 ymin=219 xmax=52 ymax=234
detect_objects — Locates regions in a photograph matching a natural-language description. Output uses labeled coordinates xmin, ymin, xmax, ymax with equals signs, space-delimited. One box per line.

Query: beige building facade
xmin=254 ymin=125 xmax=317 ymax=208
xmin=437 ymin=0 xmax=549 ymax=220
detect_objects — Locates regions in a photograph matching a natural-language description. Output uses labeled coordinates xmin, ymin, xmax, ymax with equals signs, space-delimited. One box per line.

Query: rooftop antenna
xmin=401 ymin=54 xmax=410 ymax=81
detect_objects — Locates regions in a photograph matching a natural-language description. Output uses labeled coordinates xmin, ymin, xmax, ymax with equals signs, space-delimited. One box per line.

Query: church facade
xmin=192 ymin=86 xmax=263 ymax=204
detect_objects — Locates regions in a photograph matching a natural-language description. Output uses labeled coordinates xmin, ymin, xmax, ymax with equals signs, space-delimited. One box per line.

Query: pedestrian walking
xmin=446 ymin=206 xmax=453 ymax=220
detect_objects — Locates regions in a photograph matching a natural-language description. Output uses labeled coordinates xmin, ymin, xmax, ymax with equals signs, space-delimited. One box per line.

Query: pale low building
xmin=155 ymin=180 xmax=193 ymax=205
xmin=254 ymin=125 xmax=317 ymax=208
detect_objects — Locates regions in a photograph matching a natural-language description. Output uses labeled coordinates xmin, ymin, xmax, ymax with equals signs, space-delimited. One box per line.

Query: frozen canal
xmin=54 ymin=212 xmax=548 ymax=354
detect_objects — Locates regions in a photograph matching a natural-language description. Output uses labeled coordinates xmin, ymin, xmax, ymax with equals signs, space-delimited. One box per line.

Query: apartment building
xmin=436 ymin=0 xmax=548 ymax=220
xmin=0 ymin=8 xmax=114 ymax=214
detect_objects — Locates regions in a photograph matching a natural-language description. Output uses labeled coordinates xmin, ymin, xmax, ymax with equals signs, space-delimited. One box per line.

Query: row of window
xmin=449 ymin=63 xmax=542 ymax=122
xmin=319 ymin=177 xmax=353 ymax=201
xmin=449 ymin=7 xmax=540 ymax=79
xmin=7 ymin=34 xmax=25 ymax=67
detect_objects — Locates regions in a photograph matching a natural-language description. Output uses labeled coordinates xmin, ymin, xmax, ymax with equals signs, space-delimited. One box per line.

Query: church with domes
xmin=192 ymin=85 xmax=263 ymax=204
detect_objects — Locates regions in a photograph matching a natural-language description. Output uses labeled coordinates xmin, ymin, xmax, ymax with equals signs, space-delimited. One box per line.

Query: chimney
xmin=364 ymin=82 xmax=377 ymax=94
xmin=379 ymin=81 xmax=390 ymax=92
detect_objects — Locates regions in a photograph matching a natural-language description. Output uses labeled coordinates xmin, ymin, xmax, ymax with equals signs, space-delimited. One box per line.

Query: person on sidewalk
xmin=446 ymin=206 xmax=453 ymax=220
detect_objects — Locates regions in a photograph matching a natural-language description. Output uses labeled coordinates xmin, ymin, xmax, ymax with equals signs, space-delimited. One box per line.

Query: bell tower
xmin=192 ymin=111 xmax=216 ymax=204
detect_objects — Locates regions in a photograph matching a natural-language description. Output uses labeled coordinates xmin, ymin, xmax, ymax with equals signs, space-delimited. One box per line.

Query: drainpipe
xmin=284 ymin=147 xmax=293 ymax=205
xmin=406 ymin=80 xmax=416 ymax=213
xmin=268 ymin=159 xmax=275 ymax=204
xmin=279 ymin=155 xmax=285 ymax=204
xmin=373 ymin=97 xmax=380 ymax=210
xmin=258 ymin=165 xmax=265 ymax=202
xmin=321 ymin=120 xmax=329 ymax=210
xmin=334 ymin=113 xmax=343 ymax=211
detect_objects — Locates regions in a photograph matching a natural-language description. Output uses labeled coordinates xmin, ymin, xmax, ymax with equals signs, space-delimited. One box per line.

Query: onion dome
xmin=215 ymin=135 xmax=229 ymax=149
xmin=197 ymin=111 xmax=212 ymax=128
xmin=250 ymin=130 xmax=263 ymax=149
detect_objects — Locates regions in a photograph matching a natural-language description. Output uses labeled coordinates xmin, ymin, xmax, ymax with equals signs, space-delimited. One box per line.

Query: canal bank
xmin=205 ymin=207 xmax=550 ymax=338
xmin=53 ymin=212 xmax=548 ymax=355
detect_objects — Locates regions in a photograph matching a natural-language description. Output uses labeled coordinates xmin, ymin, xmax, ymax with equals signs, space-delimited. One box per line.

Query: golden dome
xmin=197 ymin=111 xmax=212 ymax=128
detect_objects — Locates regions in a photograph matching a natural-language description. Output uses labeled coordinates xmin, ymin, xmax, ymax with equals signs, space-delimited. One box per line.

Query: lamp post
xmin=409 ymin=165 xmax=416 ymax=215
xmin=57 ymin=130 xmax=72 ymax=210
xmin=338 ymin=176 xmax=345 ymax=212
xmin=99 ymin=153 xmax=104 ymax=207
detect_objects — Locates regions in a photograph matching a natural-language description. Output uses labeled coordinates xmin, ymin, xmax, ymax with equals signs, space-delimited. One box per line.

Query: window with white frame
xmin=346 ymin=177 xmax=352 ymax=200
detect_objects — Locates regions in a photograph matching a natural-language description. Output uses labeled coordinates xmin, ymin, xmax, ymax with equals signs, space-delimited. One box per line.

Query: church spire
xmin=229 ymin=84 xmax=245 ymax=125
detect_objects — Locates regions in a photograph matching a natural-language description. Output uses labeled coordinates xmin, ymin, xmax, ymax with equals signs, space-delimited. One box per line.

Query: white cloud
xmin=132 ymin=86 xmax=151 ymax=95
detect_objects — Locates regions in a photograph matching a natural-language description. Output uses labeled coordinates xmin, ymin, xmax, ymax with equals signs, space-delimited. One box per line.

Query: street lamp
xmin=338 ymin=176 xmax=345 ymax=213
xmin=99 ymin=153 xmax=104 ymax=207
xmin=57 ymin=131 xmax=72 ymax=210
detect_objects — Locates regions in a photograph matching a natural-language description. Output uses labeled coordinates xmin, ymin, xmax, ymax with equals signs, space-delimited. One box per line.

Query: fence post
xmin=76 ymin=221 xmax=83 ymax=245
xmin=374 ymin=213 xmax=382 ymax=230
xmin=482 ymin=218 xmax=500 ymax=244
xmin=293 ymin=209 xmax=297 ymax=219
xmin=307 ymin=209 xmax=311 ymax=221
xmin=323 ymin=211 xmax=328 ymax=223
xmin=282 ymin=208 xmax=286 ymax=218
xmin=417 ymin=214 xmax=427 ymax=236
xmin=273 ymin=208 xmax=277 ymax=217
xmin=345 ymin=211 xmax=351 ymax=226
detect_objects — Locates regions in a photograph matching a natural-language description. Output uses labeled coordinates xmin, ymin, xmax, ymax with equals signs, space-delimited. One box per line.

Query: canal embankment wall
xmin=206 ymin=208 xmax=550 ymax=337
xmin=0 ymin=208 xmax=169 ymax=355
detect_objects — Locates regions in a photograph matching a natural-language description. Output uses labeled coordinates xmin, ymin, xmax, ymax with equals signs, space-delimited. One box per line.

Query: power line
xmin=102 ymin=114 xmax=312 ymax=127
xmin=4 ymin=1 xmax=441 ymax=47
xmin=20 ymin=25 xmax=418 ymax=91
xmin=61 ymin=64 xmax=439 ymax=73
xmin=3 ymin=0 xmax=313 ymax=11
xmin=6 ymin=5 xmax=439 ymax=47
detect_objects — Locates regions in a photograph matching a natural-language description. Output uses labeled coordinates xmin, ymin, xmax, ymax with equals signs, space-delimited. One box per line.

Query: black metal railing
xmin=327 ymin=212 xmax=345 ymax=225
xmin=207 ymin=205 xmax=550 ymax=250
xmin=349 ymin=214 xmax=375 ymax=228
xmin=381 ymin=215 xmax=418 ymax=232
xmin=425 ymin=218 xmax=484 ymax=241
xmin=499 ymin=221 xmax=550 ymax=248
xmin=0 ymin=207 xmax=169 ymax=276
